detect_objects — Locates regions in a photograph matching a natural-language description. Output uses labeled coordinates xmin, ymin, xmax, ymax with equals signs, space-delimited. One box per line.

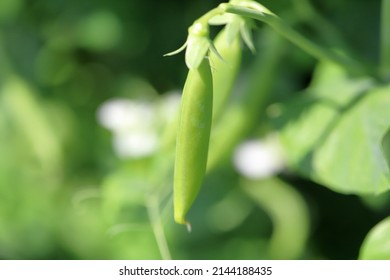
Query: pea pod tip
xmin=175 ymin=216 xmax=192 ymax=233
xmin=186 ymin=222 xmax=192 ymax=233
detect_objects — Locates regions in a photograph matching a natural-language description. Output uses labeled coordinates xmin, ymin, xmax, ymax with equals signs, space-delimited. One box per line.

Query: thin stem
xmin=196 ymin=6 xmax=226 ymax=26
xmin=224 ymin=4 xmax=368 ymax=76
xmin=381 ymin=0 xmax=390 ymax=78
xmin=146 ymin=195 xmax=172 ymax=260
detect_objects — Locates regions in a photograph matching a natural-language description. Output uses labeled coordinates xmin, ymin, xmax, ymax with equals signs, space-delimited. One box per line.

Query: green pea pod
xmin=210 ymin=27 xmax=242 ymax=121
xmin=207 ymin=29 xmax=285 ymax=172
xmin=174 ymin=58 xmax=213 ymax=227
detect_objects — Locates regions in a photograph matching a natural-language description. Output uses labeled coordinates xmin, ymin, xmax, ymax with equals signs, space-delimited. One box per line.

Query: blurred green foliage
xmin=0 ymin=0 xmax=389 ymax=260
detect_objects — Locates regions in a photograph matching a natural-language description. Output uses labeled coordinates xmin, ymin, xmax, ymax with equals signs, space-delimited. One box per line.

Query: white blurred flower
xmin=233 ymin=135 xmax=285 ymax=179
xmin=97 ymin=98 xmax=158 ymax=158
xmin=97 ymin=98 xmax=156 ymax=132
xmin=97 ymin=92 xmax=182 ymax=159
xmin=112 ymin=131 xmax=158 ymax=159
xmin=157 ymin=91 xmax=181 ymax=122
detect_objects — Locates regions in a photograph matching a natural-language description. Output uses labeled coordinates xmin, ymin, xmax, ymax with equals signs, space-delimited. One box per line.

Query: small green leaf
xmin=359 ymin=216 xmax=390 ymax=259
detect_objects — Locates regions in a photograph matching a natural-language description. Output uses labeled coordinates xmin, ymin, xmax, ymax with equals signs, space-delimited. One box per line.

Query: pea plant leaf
xmin=359 ymin=216 xmax=390 ymax=259
xmin=274 ymin=61 xmax=390 ymax=195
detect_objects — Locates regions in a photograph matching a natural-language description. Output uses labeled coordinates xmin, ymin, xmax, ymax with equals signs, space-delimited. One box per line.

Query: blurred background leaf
xmin=274 ymin=61 xmax=390 ymax=195
xmin=359 ymin=216 xmax=390 ymax=260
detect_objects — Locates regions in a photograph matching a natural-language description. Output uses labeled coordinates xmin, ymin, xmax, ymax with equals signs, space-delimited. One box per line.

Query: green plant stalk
xmin=381 ymin=0 xmax=390 ymax=78
xmin=207 ymin=29 xmax=285 ymax=171
xmin=146 ymin=195 xmax=172 ymax=260
xmin=196 ymin=6 xmax=226 ymax=26
xmin=224 ymin=4 xmax=367 ymax=76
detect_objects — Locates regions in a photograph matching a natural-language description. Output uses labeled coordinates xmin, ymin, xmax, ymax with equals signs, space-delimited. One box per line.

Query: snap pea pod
xmin=174 ymin=58 xmax=213 ymax=227
xmin=207 ymin=29 xmax=285 ymax=172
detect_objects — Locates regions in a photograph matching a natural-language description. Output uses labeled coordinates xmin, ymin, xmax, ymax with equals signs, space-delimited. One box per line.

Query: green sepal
xmin=240 ymin=20 xmax=256 ymax=53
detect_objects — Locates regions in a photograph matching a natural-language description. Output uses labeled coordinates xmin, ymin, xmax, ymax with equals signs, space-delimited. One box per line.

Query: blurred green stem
xmin=146 ymin=195 xmax=172 ymax=260
xmin=291 ymin=0 xmax=374 ymax=76
xmin=381 ymin=0 xmax=390 ymax=78
xmin=292 ymin=0 xmax=349 ymax=51
xmin=0 ymin=32 xmax=12 ymax=81
xmin=241 ymin=178 xmax=310 ymax=259
xmin=224 ymin=4 xmax=367 ymax=76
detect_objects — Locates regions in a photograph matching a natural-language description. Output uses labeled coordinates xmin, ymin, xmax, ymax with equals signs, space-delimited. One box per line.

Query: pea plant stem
xmin=381 ymin=0 xmax=390 ymax=78
xmin=196 ymin=6 xmax=226 ymax=26
xmin=146 ymin=195 xmax=172 ymax=260
xmin=224 ymin=4 xmax=367 ymax=76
